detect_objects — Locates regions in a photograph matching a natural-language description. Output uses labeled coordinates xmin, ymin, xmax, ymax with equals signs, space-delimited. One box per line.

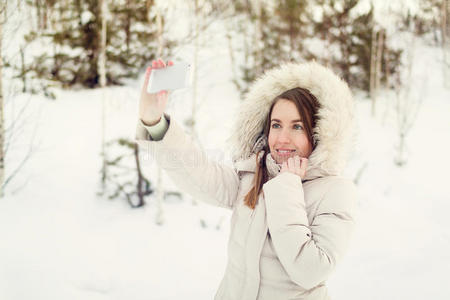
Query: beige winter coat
xmin=135 ymin=62 xmax=357 ymax=300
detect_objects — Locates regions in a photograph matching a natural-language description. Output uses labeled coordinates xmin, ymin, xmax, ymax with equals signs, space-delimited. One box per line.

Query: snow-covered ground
xmin=2 ymin=8 xmax=450 ymax=300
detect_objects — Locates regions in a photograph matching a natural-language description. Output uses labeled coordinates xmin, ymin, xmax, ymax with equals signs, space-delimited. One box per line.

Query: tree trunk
xmin=243 ymin=13 xmax=250 ymax=92
xmin=226 ymin=23 xmax=237 ymax=83
xmin=99 ymin=0 xmax=108 ymax=194
xmin=442 ymin=0 xmax=447 ymax=47
xmin=370 ymin=26 xmax=377 ymax=116
xmin=188 ymin=0 xmax=200 ymax=206
xmin=384 ymin=31 xmax=390 ymax=88
xmin=43 ymin=0 xmax=48 ymax=30
xmin=155 ymin=3 xmax=165 ymax=224
xmin=20 ymin=46 xmax=26 ymax=93
xmin=125 ymin=0 xmax=131 ymax=53
xmin=0 ymin=5 xmax=4 ymax=197
xmin=255 ymin=0 xmax=263 ymax=75
xmin=156 ymin=3 xmax=163 ymax=59
xmin=134 ymin=143 xmax=145 ymax=207
xmin=289 ymin=17 xmax=294 ymax=56
xmin=35 ymin=0 xmax=42 ymax=30
xmin=99 ymin=0 xmax=107 ymax=88
xmin=191 ymin=0 xmax=198 ymax=140
xmin=382 ymin=36 xmax=391 ymax=125
xmin=442 ymin=0 xmax=450 ymax=88
xmin=374 ymin=28 xmax=384 ymax=118
xmin=395 ymin=132 xmax=406 ymax=167
xmin=393 ymin=39 xmax=422 ymax=167
xmin=375 ymin=29 xmax=384 ymax=93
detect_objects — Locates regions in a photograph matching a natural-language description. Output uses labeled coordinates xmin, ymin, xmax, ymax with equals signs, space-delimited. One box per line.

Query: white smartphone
xmin=147 ymin=61 xmax=192 ymax=93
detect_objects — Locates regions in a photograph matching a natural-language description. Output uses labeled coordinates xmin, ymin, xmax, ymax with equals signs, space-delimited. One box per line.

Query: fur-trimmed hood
xmin=227 ymin=61 xmax=355 ymax=178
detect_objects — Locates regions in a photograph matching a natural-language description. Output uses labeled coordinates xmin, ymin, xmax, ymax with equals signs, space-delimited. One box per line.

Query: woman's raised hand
xmin=280 ymin=156 xmax=308 ymax=179
xmin=139 ymin=58 xmax=174 ymax=126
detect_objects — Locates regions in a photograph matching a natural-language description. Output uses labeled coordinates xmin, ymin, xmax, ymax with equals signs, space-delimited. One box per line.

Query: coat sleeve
xmin=135 ymin=115 xmax=240 ymax=209
xmin=262 ymin=172 xmax=357 ymax=290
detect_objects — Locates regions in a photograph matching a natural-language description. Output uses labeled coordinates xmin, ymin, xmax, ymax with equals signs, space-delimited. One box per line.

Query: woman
xmin=135 ymin=59 xmax=357 ymax=300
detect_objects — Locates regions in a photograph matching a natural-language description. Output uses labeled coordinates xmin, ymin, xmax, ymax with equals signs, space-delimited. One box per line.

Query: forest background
xmin=1 ymin=0 xmax=449 ymax=299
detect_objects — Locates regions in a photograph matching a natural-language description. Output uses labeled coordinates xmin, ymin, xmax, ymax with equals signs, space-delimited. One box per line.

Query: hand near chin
xmin=280 ymin=155 xmax=308 ymax=179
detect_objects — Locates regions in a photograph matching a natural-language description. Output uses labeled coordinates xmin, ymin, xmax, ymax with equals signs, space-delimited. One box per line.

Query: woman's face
xmin=268 ymin=99 xmax=312 ymax=164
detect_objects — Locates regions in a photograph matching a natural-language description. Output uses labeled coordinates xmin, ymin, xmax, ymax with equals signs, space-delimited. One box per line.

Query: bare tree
xmin=0 ymin=1 xmax=5 ymax=196
xmin=99 ymin=0 xmax=108 ymax=195
xmin=442 ymin=0 xmax=450 ymax=88
xmin=1 ymin=0 xmax=37 ymax=196
xmin=226 ymin=21 xmax=238 ymax=85
xmin=190 ymin=0 xmax=199 ymax=141
xmin=253 ymin=0 xmax=264 ymax=76
xmin=181 ymin=0 xmax=234 ymax=133
xmin=369 ymin=23 xmax=377 ymax=114
xmin=370 ymin=24 xmax=385 ymax=117
xmin=154 ymin=3 xmax=165 ymax=225
xmin=375 ymin=29 xmax=384 ymax=94
xmin=394 ymin=38 xmax=424 ymax=167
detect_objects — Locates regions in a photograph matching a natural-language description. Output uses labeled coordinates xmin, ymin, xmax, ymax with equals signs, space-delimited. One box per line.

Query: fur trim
xmin=227 ymin=61 xmax=354 ymax=176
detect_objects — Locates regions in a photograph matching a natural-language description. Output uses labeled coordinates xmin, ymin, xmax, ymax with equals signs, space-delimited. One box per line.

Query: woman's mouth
xmin=276 ymin=149 xmax=296 ymax=156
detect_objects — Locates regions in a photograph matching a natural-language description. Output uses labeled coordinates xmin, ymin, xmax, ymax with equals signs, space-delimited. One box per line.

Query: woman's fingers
xmin=286 ymin=156 xmax=299 ymax=171
xmin=294 ymin=156 xmax=301 ymax=171
xmin=151 ymin=58 xmax=172 ymax=70
xmin=141 ymin=66 xmax=152 ymax=95
xmin=142 ymin=59 xmax=171 ymax=95
xmin=280 ymin=156 xmax=307 ymax=179
xmin=151 ymin=58 xmax=164 ymax=69
xmin=300 ymin=158 xmax=308 ymax=170
xmin=156 ymin=58 xmax=169 ymax=94
xmin=286 ymin=157 xmax=293 ymax=171
xmin=157 ymin=58 xmax=166 ymax=68
xmin=300 ymin=158 xmax=308 ymax=179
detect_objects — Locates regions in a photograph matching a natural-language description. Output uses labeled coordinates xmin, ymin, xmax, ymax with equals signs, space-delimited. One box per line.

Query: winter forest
xmin=1 ymin=0 xmax=449 ymax=299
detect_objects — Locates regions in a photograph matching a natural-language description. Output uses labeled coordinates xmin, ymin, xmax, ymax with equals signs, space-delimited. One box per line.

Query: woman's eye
xmin=293 ymin=124 xmax=303 ymax=130
xmin=271 ymin=123 xmax=281 ymax=129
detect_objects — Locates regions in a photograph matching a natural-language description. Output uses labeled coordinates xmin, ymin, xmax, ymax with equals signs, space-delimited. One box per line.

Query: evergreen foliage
xmin=20 ymin=0 xmax=173 ymax=89
xmin=313 ymin=0 xmax=401 ymax=90
xmin=230 ymin=0 xmax=402 ymax=93
xmin=231 ymin=0 xmax=313 ymax=95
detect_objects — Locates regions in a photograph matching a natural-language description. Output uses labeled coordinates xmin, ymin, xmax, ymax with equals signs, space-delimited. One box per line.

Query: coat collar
xmin=234 ymin=153 xmax=325 ymax=182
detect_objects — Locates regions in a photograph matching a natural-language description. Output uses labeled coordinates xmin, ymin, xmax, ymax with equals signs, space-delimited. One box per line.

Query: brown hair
xmin=243 ymin=87 xmax=321 ymax=209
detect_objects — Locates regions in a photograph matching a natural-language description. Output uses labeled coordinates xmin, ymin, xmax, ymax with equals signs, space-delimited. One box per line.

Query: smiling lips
xmin=276 ymin=149 xmax=296 ymax=156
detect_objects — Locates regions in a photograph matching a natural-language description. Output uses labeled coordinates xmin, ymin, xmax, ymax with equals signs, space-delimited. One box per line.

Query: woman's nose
xmin=278 ymin=129 xmax=290 ymax=143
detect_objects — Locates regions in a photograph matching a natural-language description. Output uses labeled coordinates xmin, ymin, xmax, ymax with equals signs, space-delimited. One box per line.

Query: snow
xmin=2 ymin=4 xmax=450 ymax=300
xmin=81 ymin=11 xmax=95 ymax=25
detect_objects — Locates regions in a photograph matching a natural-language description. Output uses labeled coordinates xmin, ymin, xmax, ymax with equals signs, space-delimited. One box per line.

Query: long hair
xmin=243 ymin=87 xmax=321 ymax=209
